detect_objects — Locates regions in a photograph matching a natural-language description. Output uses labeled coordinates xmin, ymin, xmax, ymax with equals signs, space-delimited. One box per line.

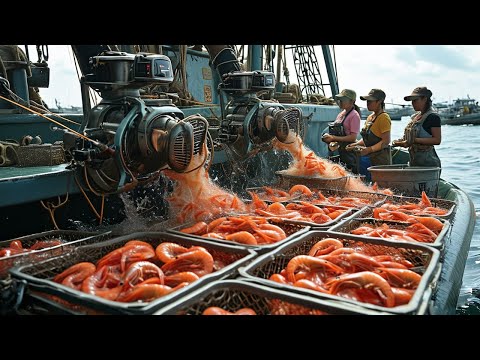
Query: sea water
xmin=391 ymin=117 xmax=480 ymax=314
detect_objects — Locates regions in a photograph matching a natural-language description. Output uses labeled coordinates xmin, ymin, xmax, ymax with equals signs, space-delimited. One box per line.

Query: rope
xmin=391 ymin=146 xmax=402 ymax=159
xmin=39 ymin=194 xmax=69 ymax=230
xmin=74 ymin=171 xmax=105 ymax=224
xmin=0 ymin=94 xmax=105 ymax=148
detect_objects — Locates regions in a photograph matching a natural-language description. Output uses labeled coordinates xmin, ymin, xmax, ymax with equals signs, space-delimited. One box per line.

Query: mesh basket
xmin=239 ymin=230 xmax=441 ymax=314
xmin=275 ymin=170 xmax=349 ymax=190
xmin=16 ymin=144 xmax=65 ymax=167
xmin=0 ymin=230 xmax=112 ymax=279
xmin=329 ymin=208 xmax=450 ymax=249
xmin=9 ymin=231 xmax=257 ymax=315
xmin=167 ymin=215 xmax=310 ymax=254
xmin=295 ymin=188 xmax=388 ymax=209
xmin=155 ymin=279 xmax=391 ymax=315
xmin=382 ymin=194 xmax=457 ymax=219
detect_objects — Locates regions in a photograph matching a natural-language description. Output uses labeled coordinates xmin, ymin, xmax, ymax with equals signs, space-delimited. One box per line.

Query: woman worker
xmin=392 ymin=86 xmax=441 ymax=168
xmin=322 ymin=88 xmax=361 ymax=174
xmin=346 ymin=88 xmax=392 ymax=180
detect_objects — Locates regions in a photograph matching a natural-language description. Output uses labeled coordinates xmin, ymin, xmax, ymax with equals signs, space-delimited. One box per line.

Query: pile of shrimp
xmin=252 ymin=200 xmax=348 ymax=225
xmin=179 ymin=215 xmax=287 ymax=246
xmin=53 ymin=240 xmax=220 ymax=303
xmin=273 ymin=137 xmax=347 ymax=178
xmin=202 ymin=303 xmax=326 ymax=315
xmin=246 ymin=184 xmax=308 ymax=202
xmin=162 ymin=143 xmax=248 ymax=224
xmin=202 ymin=307 xmax=257 ymax=315
xmin=379 ymin=191 xmax=450 ymax=217
xmin=0 ymin=239 xmax=65 ymax=258
xmin=269 ymin=238 xmax=421 ymax=308
xmin=350 ymin=213 xmax=444 ymax=244
xmin=290 ymin=184 xmax=381 ymax=209
xmin=267 ymin=299 xmax=327 ymax=315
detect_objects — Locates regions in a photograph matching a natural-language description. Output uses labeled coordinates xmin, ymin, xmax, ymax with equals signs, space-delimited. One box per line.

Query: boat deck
xmin=0 ymin=164 xmax=79 ymax=207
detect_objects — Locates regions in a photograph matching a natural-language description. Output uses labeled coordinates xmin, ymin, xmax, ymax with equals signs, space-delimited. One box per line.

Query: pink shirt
xmin=334 ymin=109 xmax=361 ymax=135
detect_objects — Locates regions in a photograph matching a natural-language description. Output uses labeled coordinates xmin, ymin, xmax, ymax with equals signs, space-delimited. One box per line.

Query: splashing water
xmin=162 ymin=143 xmax=249 ymax=224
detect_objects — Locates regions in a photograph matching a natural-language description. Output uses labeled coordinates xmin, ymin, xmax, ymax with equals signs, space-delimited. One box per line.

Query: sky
xmin=33 ymin=45 xmax=480 ymax=109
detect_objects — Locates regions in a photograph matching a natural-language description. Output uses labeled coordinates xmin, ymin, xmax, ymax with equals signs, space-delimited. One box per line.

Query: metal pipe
xmin=276 ymin=45 xmax=283 ymax=84
xmin=321 ymin=45 xmax=339 ymax=96
xmin=250 ymin=45 xmax=262 ymax=71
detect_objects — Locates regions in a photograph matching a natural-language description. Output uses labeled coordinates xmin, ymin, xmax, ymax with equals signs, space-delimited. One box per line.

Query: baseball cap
xmin=334 ymin=89 xmax=356 ymax=102
xmin=404 ymin=86 xmax=433 ymax=101
xmin=360 ymin=88 xmax=386 ymax=101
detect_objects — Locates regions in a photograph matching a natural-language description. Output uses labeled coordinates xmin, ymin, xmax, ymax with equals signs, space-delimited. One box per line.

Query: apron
xmin=360 ymin=113 xmax=392 ymax=166
xmin=330 ymin=108 xmax=359 ymax=174
xmin=403 ymin=109 xmax=441 ymax=168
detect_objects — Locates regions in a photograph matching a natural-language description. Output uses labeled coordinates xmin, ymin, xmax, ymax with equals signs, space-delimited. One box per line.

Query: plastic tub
xmin=275 ymin=170 xmax=349 ymax=190
xmin=367 ymin=164 xmax=441 ymax=198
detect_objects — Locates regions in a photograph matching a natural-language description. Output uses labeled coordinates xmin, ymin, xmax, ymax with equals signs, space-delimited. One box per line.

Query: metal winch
xmin=216 ymin=70 xmax=303 ymax=160
xmin=63 ymin=51 xmax=209 ymax=194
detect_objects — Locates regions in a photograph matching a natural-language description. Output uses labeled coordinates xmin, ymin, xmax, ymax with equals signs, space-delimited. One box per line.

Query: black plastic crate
xmin=239 ymin=230 xmax=440 ymax=315
xmin=329 ymin=208 xmax=450 ymax=249
xmin=0 ymin=230 xmax=112 ymax=279
xmin=167 ymin=215 xmax=310 ymax=254
xmin=382 ymin=194 xmax=456 ymax=219
xmin=155 ymin=279 xmax=390 ymax=315
xmin=9 ymin=231 xmax=257 ymax=315
xmin=295 ymin=188 xmax=388 ymax=209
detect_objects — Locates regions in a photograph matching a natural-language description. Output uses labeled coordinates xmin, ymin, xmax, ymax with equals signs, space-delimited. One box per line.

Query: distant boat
xmin=359 ymin=105 xmax=413 ymax=121
xmin=50 ymin=98 xmax=83 ymax=114
xmin=385 ymin=105 xmax=414 ymax=120
xmin=439 ymin=97 xmax=480 ymax=125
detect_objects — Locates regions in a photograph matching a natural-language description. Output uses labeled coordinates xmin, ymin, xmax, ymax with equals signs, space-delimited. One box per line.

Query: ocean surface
xmin=391 ymin=117 xmax=480 ymax=315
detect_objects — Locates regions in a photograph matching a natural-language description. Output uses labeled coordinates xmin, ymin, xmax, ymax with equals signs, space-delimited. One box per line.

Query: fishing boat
xmin=0 ymin=45 xmax=475 ymax=315
xmin=439 ymin=97 xmax=480 ymax=125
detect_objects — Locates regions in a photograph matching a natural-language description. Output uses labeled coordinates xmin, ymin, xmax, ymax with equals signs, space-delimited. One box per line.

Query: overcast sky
xmin=35 ymin=45 xmax=480 ymax=109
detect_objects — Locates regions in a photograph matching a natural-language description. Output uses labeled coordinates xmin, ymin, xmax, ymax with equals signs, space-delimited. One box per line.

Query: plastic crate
xmin=155 ymin=279 xmax=390 ymax=315
xmin=382 ymin=194 xmax=457 ymax=219
xmin=0 ymin=230 xmax=112 ymax=279
xmin=296 ymin=188 xmax=388 ymax=209
xmin=238 ymin=230 xmax=441 ymax=315
xmin=167 ymin=215 xmax=310 ymax=254
xmin=329 ymin=208 xmax=450 ymax=249
xmin=9 ymin=231 xmax=257 ymax=315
